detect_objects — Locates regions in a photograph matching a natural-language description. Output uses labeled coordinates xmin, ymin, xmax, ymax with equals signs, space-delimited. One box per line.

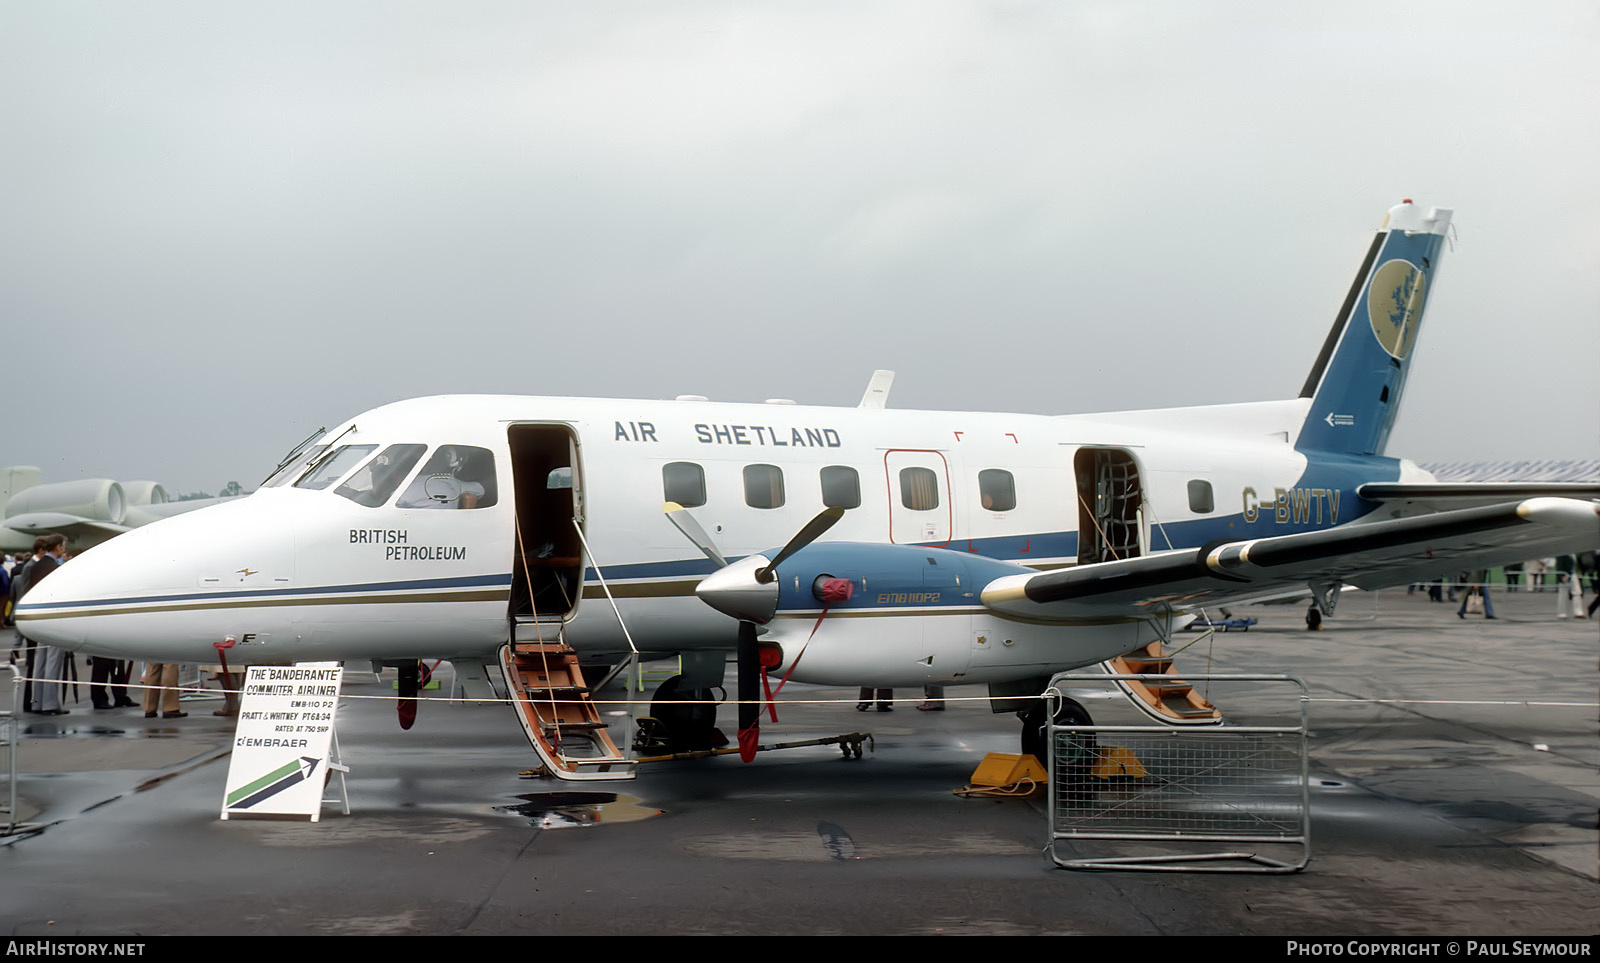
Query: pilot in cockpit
xmin=396 ymin=445 xmax=494 ymax=509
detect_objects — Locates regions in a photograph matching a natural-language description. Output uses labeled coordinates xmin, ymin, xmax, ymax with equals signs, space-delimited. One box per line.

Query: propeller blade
xmin=663 ymin=501 xmax=727 ymax=569
xmin=736 ymin=620 xmax=760 ymax=762
xmin=756 ymin=506 xmax=845 ymax=582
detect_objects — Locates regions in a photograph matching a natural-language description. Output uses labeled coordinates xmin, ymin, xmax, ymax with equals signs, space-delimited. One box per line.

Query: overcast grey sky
xmin=3 ymin=1 xmax=1596 ymax=494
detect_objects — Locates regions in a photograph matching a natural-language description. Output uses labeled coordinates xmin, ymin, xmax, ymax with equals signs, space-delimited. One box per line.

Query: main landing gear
xmin=1019 ymin=696 xmax=1097 ymax=797
xmin=634 ymin=675 xmax=727 ymax=754
xmin=1019 ymin=696 xmax=1094 ymax=761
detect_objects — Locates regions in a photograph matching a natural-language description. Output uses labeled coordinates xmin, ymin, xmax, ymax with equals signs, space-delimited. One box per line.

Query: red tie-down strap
xmin=769 ymin=578 xmax=854 ymax=710
xmin=213 ymin=636 xmax=237 ymax=703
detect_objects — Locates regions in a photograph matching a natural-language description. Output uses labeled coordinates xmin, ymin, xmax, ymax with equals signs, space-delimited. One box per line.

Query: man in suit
xmin=24 ymin=534 xmax=70 ymax=714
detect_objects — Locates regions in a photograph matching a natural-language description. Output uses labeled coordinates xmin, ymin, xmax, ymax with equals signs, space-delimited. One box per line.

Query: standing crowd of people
xmin=6 ymin=534 xmax=81 ymax=714
xmin=1411 ymin=553 xmax=1598 ymax=620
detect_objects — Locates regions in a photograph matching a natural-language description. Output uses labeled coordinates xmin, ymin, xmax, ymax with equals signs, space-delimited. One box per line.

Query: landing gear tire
xmin=642 ymin=675 xmax=722 ymax=753
xmin=396 ymin=659 xmax=420 ymax=731
xmin=1305 ymin=605 xmax=1322 ymax=630
xmin=1020 ymin=697 xmax=1097 ymax=800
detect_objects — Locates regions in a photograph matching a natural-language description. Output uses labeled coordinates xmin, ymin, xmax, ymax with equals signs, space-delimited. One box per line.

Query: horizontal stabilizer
xmin=1357 ymin=482 xmax=1600 ymax=515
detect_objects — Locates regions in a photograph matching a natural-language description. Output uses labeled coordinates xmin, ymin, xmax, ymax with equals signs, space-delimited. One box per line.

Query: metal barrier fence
xmin=0 ymin=664 xmax=19 ymax=834
xmin=1046 ymin=672 xmax=1310 ymax=873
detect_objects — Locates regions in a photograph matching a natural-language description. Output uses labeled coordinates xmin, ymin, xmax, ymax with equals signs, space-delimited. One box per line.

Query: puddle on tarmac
xmin=495 ymin=791 xmax=661 ymax=829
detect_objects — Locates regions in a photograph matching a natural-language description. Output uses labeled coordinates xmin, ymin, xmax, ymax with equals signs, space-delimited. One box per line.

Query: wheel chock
xmin=955 ymin=752 xmax=1048 ymax=797
xmin=1091 ymin=744 xmax=1146 ymax=780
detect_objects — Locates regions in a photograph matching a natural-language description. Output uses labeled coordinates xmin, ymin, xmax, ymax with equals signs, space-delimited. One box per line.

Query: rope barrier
xmin=5 ymin=674 xmax=1594 ymax=711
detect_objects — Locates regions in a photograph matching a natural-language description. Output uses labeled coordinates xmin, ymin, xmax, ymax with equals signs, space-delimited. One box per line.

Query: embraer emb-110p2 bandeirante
xmin=17 ymin=200 xmax=1600 ymax=778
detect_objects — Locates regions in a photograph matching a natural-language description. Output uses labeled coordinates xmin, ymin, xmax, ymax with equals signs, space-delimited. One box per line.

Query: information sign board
xmin=220 ymin=662 xmax=342 ymax=821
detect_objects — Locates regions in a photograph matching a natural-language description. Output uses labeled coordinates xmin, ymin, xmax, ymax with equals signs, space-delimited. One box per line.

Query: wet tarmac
xmin=0 ymin=589 xmax=1595 ymax=936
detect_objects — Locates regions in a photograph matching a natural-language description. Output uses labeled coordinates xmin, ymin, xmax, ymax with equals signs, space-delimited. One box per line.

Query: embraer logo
xmin=236 ymin=568 xmax=259 ymax=577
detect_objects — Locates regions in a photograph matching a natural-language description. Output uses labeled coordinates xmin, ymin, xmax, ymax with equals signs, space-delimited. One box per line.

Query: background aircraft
xmin=1 ymin=465 xmax=242 ymax=555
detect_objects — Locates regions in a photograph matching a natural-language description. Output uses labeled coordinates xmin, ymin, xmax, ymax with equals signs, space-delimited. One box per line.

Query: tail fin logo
xmin=1367 ymin=259 xmax=1426 ymax=360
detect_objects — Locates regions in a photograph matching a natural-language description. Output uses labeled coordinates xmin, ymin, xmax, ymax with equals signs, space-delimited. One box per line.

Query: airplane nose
xmin=13 ymin=546 xmax=106 ymax=649
xmin=13 ymin=496 xmax=292 ymax=662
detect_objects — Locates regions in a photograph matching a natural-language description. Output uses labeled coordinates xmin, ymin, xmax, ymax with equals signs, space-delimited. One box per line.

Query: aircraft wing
xmin=980 ymin=497 xmax=1600 ymax=622
xmin=1357 ymin=482 xmax=1600 ymax=517
xmin=3 ymin=512 xmax=131 ymax=540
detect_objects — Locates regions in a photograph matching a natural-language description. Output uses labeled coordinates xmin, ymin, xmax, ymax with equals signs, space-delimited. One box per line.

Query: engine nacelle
xmin=753 ymin=542 xmax=1160 ymax=687
xmin=768 ymin=541 xmax=1031 ymax=614
xmin=120 ymin=481 xmax=170 ymax=507
xmin=5 ymin=479 xmax=126 ymax=525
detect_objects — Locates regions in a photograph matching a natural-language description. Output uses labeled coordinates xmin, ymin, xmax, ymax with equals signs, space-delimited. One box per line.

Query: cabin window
xmin=899 ymin=467 xmax=940 ymax=511
xmin=1187 ymin=479 xmax=1214 ymax=514
xmin=335 ymin=444 xmax=427 ymax=507
xmin=744 ymin=464 xmax=785 ymax=509
xmin=820 ymin=466 xmax=861 ymax=509
xmin=662 ymin=462 xmax=706 ymax=508
xmin=548 ymin=467 xmax=573 ymax=490
xmin=295 ymin=445 xmax=377 ymax=491
xmin=978 ymin=469 xmax=1016 ymax=512
xmin=396 ymin=445 xmax=498 ymax=509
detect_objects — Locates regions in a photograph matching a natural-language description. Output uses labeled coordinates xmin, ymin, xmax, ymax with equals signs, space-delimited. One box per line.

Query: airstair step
xmin=1160 ymin=699 xmax=1220 ymax=718
xmin=543 ymin=718 xmax=608 ymax=730
xmin=499 ymin=642 xmax=636 ymax=782
xmin=1140 ymin=679 xmax=1194 ymax=695
xmin=1106 ymin=649 xmax=1222 ymax=724
xmin=1121 ymin=658 xmax=1174 ymax=672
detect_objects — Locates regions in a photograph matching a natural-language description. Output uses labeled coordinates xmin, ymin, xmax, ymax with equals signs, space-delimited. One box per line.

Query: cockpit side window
xmin=396 ymin=445 xmax=498 ymax=509
xmin=335 ymin=444 xmax=427 ymax=508
xmin=294 ymin=445 xmax=377 ymax=491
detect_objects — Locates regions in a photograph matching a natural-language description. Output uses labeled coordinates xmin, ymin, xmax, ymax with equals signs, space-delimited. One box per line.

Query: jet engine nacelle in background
xmin=0 ymin=466 xmax=192 ymax=554
xmin=119 ymin=481 xmax=170 ymax=508
xmin=6 ymin=479 xmax=127 ymax=529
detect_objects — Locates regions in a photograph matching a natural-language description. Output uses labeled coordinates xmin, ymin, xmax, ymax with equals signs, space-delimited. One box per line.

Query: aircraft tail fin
xmin=0 ymin=466 xmax=43 ymax=519
xmin=1295 ymin=200 xmax=1453 ymax=456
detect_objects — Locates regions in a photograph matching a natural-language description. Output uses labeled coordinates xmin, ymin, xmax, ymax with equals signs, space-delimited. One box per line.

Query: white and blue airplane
xmin=16 ymin=200 xmax=1600 ymax=775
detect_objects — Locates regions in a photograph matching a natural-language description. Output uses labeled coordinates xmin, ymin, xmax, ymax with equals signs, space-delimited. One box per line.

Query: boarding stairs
xmin=499 ymin=637 xmax=636 ymax=781
xmin=1105 ymin=642 xmax=1222 ymax=724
